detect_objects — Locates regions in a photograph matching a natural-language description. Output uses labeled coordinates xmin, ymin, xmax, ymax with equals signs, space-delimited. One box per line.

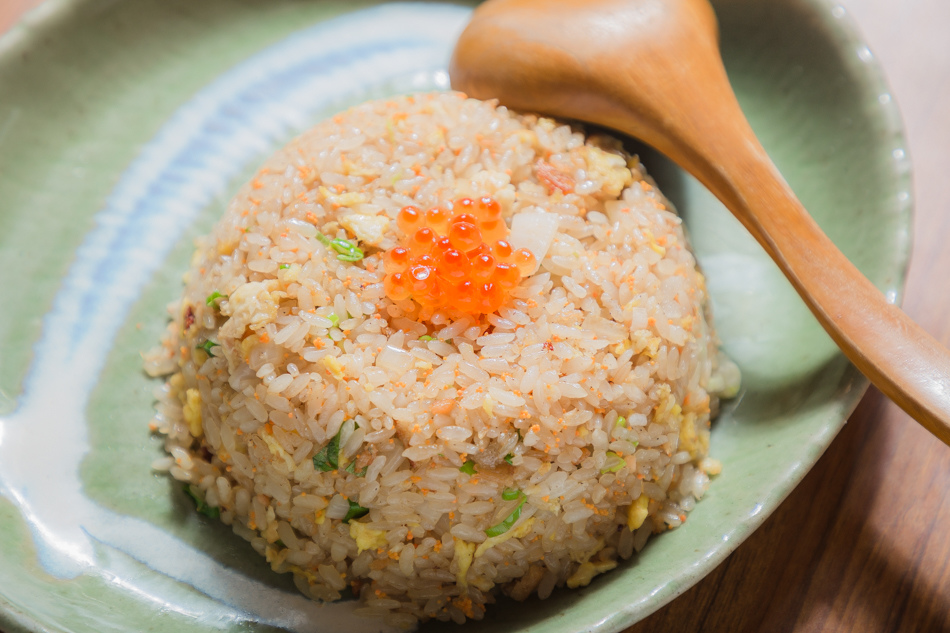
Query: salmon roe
xmin=383 ymin=196 xmax=536 ymax=315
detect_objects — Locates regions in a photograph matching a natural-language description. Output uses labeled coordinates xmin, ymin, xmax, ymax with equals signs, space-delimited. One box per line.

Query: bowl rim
xmin=0 ymin=0 xmax=914 ymax=632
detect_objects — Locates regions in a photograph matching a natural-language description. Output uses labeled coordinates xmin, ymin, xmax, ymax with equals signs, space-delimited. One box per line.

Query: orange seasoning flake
xmin=382 ymin=196 xmax=535 ymax=316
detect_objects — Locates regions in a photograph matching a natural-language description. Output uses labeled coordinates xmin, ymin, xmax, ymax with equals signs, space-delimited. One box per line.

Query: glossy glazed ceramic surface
xmin=0 ymin=1 xmax=910 ymax=631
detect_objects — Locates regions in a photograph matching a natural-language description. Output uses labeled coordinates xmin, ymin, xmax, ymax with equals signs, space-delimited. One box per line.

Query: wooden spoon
xmin=450 ymin=0 xmax=950 ymax=444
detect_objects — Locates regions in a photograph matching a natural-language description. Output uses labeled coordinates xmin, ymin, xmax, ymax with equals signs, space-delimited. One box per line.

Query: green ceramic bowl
xmin=0 ymin=0 xmax=910 ymax=631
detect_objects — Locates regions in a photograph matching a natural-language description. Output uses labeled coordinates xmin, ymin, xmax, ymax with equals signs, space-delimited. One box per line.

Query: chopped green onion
xmin=501 ymin=487 xmax=521 ymax=501
xmin=419 ymin=335 xmax=435 ymax=341
xmin=205 ymin=291 xmax=228 ymax=307
xmin=315 ymin=232 xmax=363 ymax=262
xmin=460 ymin=460 xmax=477 ymax=475
xmin=333 ymin=240 xmax=364 ymax=262
xmin=182 ymin=484 xmax=220 ymax=519
xmin=278 ymin=264 xmax=290 ymax=270
xmin=328 ymin=313 xmax=340 ymax=327
xmin=485 ymin=493 xmax=526 ymax=537
xmin=343 ymin=499 xmax=369 ymax=523
xmin=504 ymin=453 xmax=514 ymax=465
xmin=313 ymin=427 xmax=344 ymax=472
xmin=600 ymin=451 xmax=625 ymax=474
xmin=195 ymin=340 xmax=219 ymax=355
xmin=615 ymin=416 xmax=627 ymax=428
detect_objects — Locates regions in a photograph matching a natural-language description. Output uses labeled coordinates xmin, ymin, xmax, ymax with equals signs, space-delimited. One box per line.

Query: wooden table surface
xmin=1 ymin=1 xmax=948 ymax=632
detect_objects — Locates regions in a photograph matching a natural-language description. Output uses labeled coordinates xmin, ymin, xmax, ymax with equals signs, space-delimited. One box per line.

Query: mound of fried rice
xmin=147 ymin=92 xmax=739 ymax=628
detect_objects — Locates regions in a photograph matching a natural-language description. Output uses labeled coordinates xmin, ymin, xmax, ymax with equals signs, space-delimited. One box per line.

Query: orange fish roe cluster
xmin=382 ymin=196 xmax=536 ymax=315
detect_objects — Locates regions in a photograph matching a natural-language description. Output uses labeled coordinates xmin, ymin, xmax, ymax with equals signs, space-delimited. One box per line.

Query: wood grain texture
xmin=628 ymin=0 xmax=950 ymax=631
xmin=0 ymin=1 xmax=947 ymax=632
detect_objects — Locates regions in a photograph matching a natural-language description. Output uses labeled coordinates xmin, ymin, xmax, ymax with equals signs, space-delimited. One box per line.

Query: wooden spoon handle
xmin=609 ymin=7 xmax=950 ymax=442
xmin=710 ymin=122 xmax=950 ymax=442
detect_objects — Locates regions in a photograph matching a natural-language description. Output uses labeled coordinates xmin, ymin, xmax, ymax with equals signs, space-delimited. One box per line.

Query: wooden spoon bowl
xmin=449 ymin=0 xmax=950 ymax=444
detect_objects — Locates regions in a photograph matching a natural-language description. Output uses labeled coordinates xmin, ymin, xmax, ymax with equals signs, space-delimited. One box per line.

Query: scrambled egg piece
xmin=288 ymin=564 xmax=319 ymax=584
xmin=265 ymin=544 xmax=290 ymax=569
xmin=340 ymin=212 xmax=389 ymax=246
xmin=482 ymin=395 xmax=494 ymax=417
xmin=277 ymin=262 xmax=301 ymax=284
xmin=262 ymin=506 xmax=279 ymax=543
xmin=219 ymin=280 xmax=281 ymax=338
xmin=583 ymin=145 xmax=633 ymax=197
xmin=569 ymin=538 xmax=604 ymax=565
xmin=611 ymin=339 xmax=633 ymax=357
xmin=319 ymin=187 xmax=367 ymax=208
xmin=321 ymin=356 xmax=345 ymax=380
xmin=627 ymin=495 xmax=650 ymax=530
xmin=474 ymin=517 xmax=536 ymax=559
xmin=453 ymin=538 xmax=477 ymax=588
xmin=260 ymin=431 xmax=296 ymax=471
xmin=183 ymin=388 xmax=202 ymax=438
xmin=678 ymin=412 xmax=708 ymax=459
xmin=566 ymin=560 xmax=618 ymax=589
xmin=642 ymin=229 xmax=667 ymax=256
xmin=632 ymin=329 xmax=661 ymax=358
xmin=240 ymin=334 xmax=259 ymax=361
xmin=653 ymin=384 xmax=682 ymax=426
xmin=350 ymin=521 xmax=388 ymax=554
